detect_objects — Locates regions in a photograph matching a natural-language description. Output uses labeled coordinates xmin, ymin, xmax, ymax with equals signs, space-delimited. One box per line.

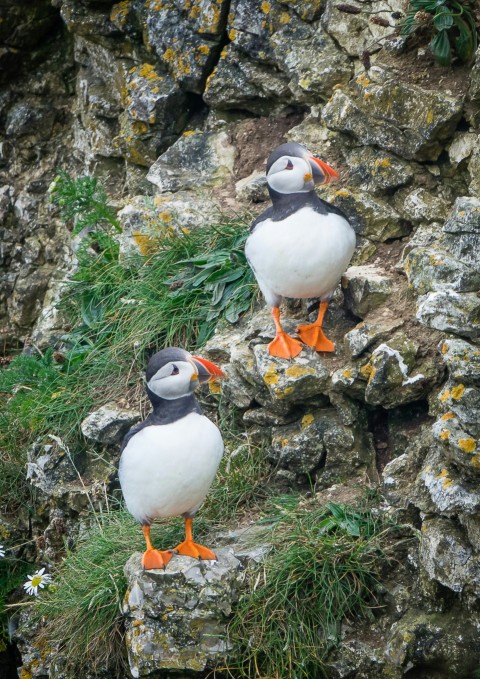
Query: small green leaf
xmin=433 ymin=11 xmax=453 ymax=30
xmin=453 ymin=15 xmax=475 ymax=62
xmin=430 ymin=29 xmax=451 ymax=65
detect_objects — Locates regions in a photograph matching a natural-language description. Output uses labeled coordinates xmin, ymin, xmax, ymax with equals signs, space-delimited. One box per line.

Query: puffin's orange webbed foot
xmin=296 ymin=323 xmax=335 ymax=352
xmin=268 ymin=332 xmax=303 ymax=359
xmin=174 ymin=540 xmax=217 ymax=561
xmin=142 ymin=548 xmax=174 ymax=570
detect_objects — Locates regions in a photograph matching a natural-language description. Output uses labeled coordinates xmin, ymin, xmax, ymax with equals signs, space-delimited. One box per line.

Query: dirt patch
xmin=376 ymin=45 xmax=472 ymax=96
xmin=232 ymin=111 xmax=305 ymax=180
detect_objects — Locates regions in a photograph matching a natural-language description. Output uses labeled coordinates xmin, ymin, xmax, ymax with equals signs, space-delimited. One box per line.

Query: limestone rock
xmin=326 ymin=188 xmax=409 ymax=242
xmin=343 ymin=146 xmax=414 ymax=195
xmin=393 ymin=187 xmax=451 ymax=224
xmin=271 ymin=20 xmax=352 ymax=104
xmin=147 ymin=130 xmax=235 ymax=193
xmin=253 ymin=344 xmax=329 ymax=403
xmin=322 ymin=68 xmax=463 ymax=161
xmin=416 ymin=290 xmax=480 ymax=340
xmin=145 ymin=0 xmax=229 ymax=94
xmin=235 ymin=171 xmax=268 ymax=203
xmin=270 ymin=411 xmax=329 ymax=482
xmin=385 ymin=609 xmax=480 ymax=677
xmin=405 ymin=246 xmax=480 ymax=295
xmin=80 ymin=403 xmax=141 ymax=445
xmin=448 ymin=131 xmax=477 ymax=167
xmin=362 ymin=336 xmax=439 ymax=409
xmin=344 ymin=317 xmax=403 ymax=358
xmin=419 ymin=517 xmax=480 ymax=597
xmin=123 ymin=549 xmax=243 ymax=676
xmin=437 ymin=380 xmax=480 ymax=438
xmin=419 ymin=448 xmax=480 ymax=516
xmin=342 ymin=265 xmax=394 ymax=318
xmin=204 ymin=47 xmax=291 ymax=114
xmin=439 ymin=338 xmax=480 ymax=385
xmin=323 ymin=0 xmax=403 ymax=57
xmin=432 ymin=415 xmax=480 ymax=474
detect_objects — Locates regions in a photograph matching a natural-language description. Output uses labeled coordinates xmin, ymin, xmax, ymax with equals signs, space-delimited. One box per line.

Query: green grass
xmin=228 ymin=500 xmax=391 ymax=679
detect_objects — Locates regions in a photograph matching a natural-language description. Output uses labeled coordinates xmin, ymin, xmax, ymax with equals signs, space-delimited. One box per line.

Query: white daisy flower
xmin=23 ymin=568 xmax=53 ymax=596
xmin=0 ymin=545 xmax=5 ymax=557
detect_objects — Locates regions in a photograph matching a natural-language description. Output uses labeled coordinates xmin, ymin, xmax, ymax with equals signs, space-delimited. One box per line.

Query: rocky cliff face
xmin=2 ymin=0 xmax=480 ymax=678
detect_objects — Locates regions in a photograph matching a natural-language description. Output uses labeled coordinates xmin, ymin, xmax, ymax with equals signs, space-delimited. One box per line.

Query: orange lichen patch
xmin=441 ymin=342 xmax=448 ymax=354
xmin=110 ymin=0 xmax=130 ymax=26
xmin=261 ymin=1 xmax=271 ymax=13
xmin=285 ymin=365 xmax=314 ymax=378
xmin=208 ymin=380 xmax=222 ymax=394
xmin=375 ymin=158 xmax=391 ymax=168
xmin=471 ymin=456 xmax=480 ymax=469
xmin=429 ymin=254 xmax=443 ymax=266
xmin=228 ymin=28 xmax=237 ymax=40
xmin=263 ymin=365 xmax=279 ymax=385
xmin=451 ymin=384 xmax=465 ymax=400
xmin=440 ymin=412 xmax=455 ymax=420
xmin=442 ymin=476 xmax=453 ymax=489
xmin=426 ymin=110 xmax=434 ymax=124
xmin=133 ymin=232 xmax=157 ymax=255
xmin=158 ymin=211 xmax=172 ymax=223
xmin=181 ymin=227 xmax=191 ymax=235
xmin=439 ymin=429 xmax=450 ymax=440
xmin=132 ymin=619 xmax=143 ymax=627
xmin=301 ymin=414 xmax=315 ymax=428
xmin=198 ymin=44 xmax=210 ymax=55
xmin=281 ymin=438 xmax=289 ymax=448
xmin=356 ymin=73 xmax=370 ymax=87
xmin=439 ymin=389 xmax=450 ymax=402
xmin=335 ymin=189 xmax=351 ymax=197
xmin=342 ymin=368 xmax=353 ymax=379
xmin=360 ymin=363 xmax=375 ymax=382
xmin=137 ymin=63 xmax=158 ymax=79
xmin=458 ymin=438 xmax=476 ymax=453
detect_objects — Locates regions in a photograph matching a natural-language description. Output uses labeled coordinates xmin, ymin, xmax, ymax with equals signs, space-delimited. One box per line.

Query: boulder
xmin=123 ymin=549 xmax=243 ymax=676
xmin=322 ymin=68 xmax=463 ymax=161
xmin=342 ymin=265 xmax=394 ymax=318
xmin=80 ymin=403 xmax=141 ymax=445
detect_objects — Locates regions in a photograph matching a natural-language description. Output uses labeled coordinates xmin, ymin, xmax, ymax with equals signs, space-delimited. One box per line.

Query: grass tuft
xmin=229 ymin=500 xmax=390 ymax=679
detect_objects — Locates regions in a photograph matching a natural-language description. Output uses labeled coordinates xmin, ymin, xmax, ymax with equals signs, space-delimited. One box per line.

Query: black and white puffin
xmin=245 ymin=142 xmax=356 ymax=359
xmin=119 ymin=347 xmax=224 ymax=570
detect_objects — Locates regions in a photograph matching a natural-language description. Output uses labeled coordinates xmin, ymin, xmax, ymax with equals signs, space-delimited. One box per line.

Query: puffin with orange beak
xmin=245 ymin=142 xmax=356 ymax=359
xmin=119 ymin=347 xmax=224 ymax=570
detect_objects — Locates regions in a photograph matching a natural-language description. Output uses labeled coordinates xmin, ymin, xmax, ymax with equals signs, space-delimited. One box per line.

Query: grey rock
xmin=322 ymin=68 xmax=463 ymax=161
xmin=416 ymin=290 xmax=480 ymax=340
xmin=439 ymin=337 xmax=480 ymax=385
xmin=448 ymin=131 xmax=477 ymax=167
xmin=419 ymin=448 xmax=480 ymax=515
xmin=80 ymin=403 xmax=141 ymax=445
xmin=270 ymin=410 xmax=330 ymax=479
xmin=235 ymin=171 xmax=268 ymax=203
xmin=394 ymin=187 xmax=451 ymax=223
xmin=405 ymin=246 xmax=480 ymax=295
xmin=437 ymin=380 xmax=480 ymax=438
xmin=342 ymin=265 xmax=394 ymax=318
xmin=344 ymin=316 xmax=403 ymax=358
xmin=5 ymin=102 xmax=55 ymax=138
xmin=253 ymin=343 xmax=330 ymax=403
xmin=147 ymin=129 xmax=235 ymax=193
xmin=432 ymin=415 xmax=480 ymax=474
xmin=343 ymin=146 xmax=414 ymax=195
xmin=123 ymin=549 xmax=243 ymax=676
xmin=325 ymin=187 xmax=408 ymax=242
xmin=419 ymin=517 xmax=480 ymax=596
xmin=385 ymin=609 xmax=480 ymax=676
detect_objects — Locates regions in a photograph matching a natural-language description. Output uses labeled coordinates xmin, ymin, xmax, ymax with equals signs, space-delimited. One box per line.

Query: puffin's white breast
xmin=246 ymin=206 xmax=356 ymax=301
xmin=119 ymin=412 xmax=224 ymax=524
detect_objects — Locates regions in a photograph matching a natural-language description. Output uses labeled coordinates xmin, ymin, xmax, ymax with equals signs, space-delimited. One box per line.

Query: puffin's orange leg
xmin=268 ymin=307 xmax=303 ymax=359
xmin=141 ymin=524 xmax=173 ymax=570
xmin=173 ymin=517 xmax=217 ymax=560
xmin=296 ymin=301 xmax=335 ymax=352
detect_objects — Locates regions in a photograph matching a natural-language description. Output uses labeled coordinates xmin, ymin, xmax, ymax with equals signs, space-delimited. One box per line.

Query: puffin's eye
xmin=285 ymin=159 xmax=294 ymax=170
xmin=171 ymin=364 xmax=179 ymax=375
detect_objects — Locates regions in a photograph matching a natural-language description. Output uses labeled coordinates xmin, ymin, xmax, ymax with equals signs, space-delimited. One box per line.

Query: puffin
xmin=119 ymin=347 xmax=224 ymax=570
xmin=245 ymin=142 xmax=356 ymax=359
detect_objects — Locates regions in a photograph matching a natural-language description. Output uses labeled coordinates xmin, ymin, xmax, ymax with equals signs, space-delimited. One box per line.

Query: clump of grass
xmin=229 ymin=501 xmax=390 ymax=679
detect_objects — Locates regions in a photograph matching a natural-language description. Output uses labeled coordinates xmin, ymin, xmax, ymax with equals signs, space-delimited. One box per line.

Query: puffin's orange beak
xmin=308 ymin=155 xmax=339 ymax=185
xmin=191 ymin=355 xmax=225 ymax=383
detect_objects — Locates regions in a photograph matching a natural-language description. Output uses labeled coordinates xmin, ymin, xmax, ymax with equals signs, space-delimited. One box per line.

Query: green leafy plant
xmin=401 ymin=0 xmax=478 ymax=65
xmin=229 ymin=501 xmax=392 ymax=679
xmin=49 ymin=171 xmax=121 ymax=234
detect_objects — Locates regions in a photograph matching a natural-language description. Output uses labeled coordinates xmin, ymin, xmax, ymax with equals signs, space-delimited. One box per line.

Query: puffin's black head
xmin=145 ymin=347 xmax=224 ymax=405
xmin=265 ymin=142 xmax=338 ymax=195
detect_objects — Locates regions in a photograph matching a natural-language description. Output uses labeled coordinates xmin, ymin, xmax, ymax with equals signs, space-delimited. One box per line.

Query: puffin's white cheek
xmin=268 ymin=170 xmax=304 ymax=194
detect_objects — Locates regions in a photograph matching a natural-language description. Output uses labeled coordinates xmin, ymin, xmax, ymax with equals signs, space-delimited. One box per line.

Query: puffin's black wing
xmin=250 ymin=206 xmax=274 ymax=233
xmin=316 ymin=195 xmax=350 ymax=222
xmin=120 ymin=420 xmax=149 ymax=453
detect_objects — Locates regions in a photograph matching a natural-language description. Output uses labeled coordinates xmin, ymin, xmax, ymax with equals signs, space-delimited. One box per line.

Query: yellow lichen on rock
xmin=263 ymin=364 xmax=279 ymax=385
xmin=285 ymin=365 xmax=315 ymax=378
xmin=458 ymin=438 xmax=476 ymax=453
xmin=450 ymin=384 xmax=465 ymax=400
xmin=301 ymin=414 xmax=314 ymax=428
